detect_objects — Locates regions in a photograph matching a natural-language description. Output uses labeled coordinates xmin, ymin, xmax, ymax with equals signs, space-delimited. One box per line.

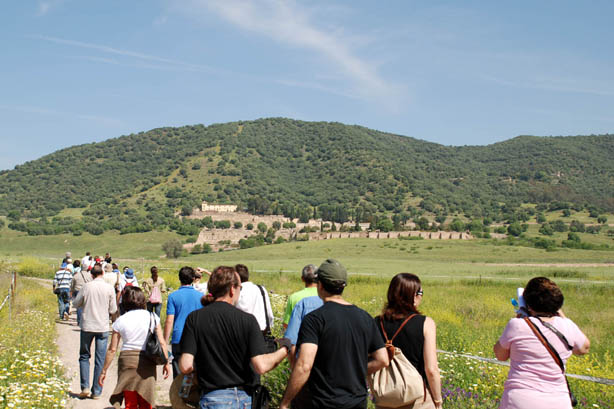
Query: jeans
xmin=57 ymin=289 xmax=70 ymax=319
xmin=200 ymin=388 xmax=251 ymax=409
xmin=147 ymin=302 xmax=162 ymax=317
xmin=79 ymin=331 xmax=109 ymax=396
xmin=73 ymin=291 xmax=83 ymax=326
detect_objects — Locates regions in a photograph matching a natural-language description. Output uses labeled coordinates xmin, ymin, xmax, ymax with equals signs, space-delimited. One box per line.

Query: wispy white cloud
xmin=30 ymin=35 xmax=222 ymax=74
xmin=0 ymin=104 xmax=123 ymax=127
xmin=177 ymin=0 xmax=398 ymax=102
xmin=36 ymin=0 xmax=65 ymax=16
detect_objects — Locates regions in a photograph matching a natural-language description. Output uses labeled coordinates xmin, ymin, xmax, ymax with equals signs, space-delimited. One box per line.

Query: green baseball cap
xmin=315 ymin=259 xmax=347 ymax=286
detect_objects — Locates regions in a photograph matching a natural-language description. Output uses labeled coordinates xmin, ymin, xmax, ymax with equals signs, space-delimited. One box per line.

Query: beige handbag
xmin=368 ymin=314 xmax=426 ymax=408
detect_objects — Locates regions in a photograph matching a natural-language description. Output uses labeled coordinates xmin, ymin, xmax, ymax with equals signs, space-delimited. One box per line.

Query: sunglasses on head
xmin=416 ymin=289 xmax=423 ymax=296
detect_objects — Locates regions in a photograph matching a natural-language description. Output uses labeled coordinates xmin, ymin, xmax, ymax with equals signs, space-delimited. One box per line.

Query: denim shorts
xmin=200 ymin=387 xmax=251 ymax=409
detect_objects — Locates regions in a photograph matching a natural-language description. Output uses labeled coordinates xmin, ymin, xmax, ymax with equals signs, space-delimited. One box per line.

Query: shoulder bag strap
xmin=524 ymin=317 xmax=565 ymax=370
xmin=524 ymin=317 xmax=575 ymax=404
xmin=257 ymin=285 xmax=271 ymax=333
xmin=535 ymin=317 xmax=573 ymax=350
xmin=390 ymin=313 xmax=418 ymax=343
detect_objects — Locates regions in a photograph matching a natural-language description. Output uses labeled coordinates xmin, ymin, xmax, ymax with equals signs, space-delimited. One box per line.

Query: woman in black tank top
xmin=375 ymin=273 xmax=443 ymax=409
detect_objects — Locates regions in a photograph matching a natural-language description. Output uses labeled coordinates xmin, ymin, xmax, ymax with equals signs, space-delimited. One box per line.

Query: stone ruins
xmin=201 ymin=201 xmax=238 ymax=213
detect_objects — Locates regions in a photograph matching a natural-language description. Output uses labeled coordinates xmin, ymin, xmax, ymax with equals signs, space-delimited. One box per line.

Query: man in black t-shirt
xmin=280 ymin=259 xmax=389 ymax=409
xmin=179 ymin=266 xmax=290 ymax=409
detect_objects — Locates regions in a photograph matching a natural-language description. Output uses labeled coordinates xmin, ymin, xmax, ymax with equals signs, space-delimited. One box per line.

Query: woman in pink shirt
xmin=494 ymin=277 xmax=590 ymax=409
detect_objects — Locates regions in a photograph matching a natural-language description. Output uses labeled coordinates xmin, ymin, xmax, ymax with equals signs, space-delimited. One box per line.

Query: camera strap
xmin=524 ymin=317 xmax=575 ymax=405
xmin=534 ymin=316 xmax=573 ymax=351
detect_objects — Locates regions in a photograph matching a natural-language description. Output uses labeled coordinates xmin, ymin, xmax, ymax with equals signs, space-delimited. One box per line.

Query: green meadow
xmin=2 ymin=228 xmax=613 ymax=407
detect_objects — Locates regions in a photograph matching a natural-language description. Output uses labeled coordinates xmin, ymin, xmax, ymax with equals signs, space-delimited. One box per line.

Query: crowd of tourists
xmin=53 ymin=251 xmax=590 ymax=409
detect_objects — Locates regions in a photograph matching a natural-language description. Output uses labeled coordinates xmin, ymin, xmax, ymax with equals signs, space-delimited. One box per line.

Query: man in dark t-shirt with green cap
xmin=280 ymin=259 xmax=389 ymax=409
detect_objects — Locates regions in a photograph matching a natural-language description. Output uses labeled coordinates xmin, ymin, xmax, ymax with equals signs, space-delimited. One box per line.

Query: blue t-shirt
xmin=284 ymin=296 xmax=324 ymax=345
xmin=167 ymin=285 xmax=203 ymax=345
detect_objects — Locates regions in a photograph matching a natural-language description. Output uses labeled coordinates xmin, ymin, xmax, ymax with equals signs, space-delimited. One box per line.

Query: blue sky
xmin=1 ymin=1 xmax=613 ymax=170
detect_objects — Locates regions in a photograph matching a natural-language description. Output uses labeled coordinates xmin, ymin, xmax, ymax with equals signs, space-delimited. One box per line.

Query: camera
xmin=511 ymin=287 xmax=528 ymax=317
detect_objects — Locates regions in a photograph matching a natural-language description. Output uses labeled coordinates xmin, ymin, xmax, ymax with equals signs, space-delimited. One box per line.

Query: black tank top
xmin=375 ymin=315 xmax=428 ymax=385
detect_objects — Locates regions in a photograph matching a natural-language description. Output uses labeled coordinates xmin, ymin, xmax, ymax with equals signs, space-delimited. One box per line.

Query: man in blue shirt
xmin=284 ymin=296 xmax=323 ymax=366
xmin=163 ymin=266 xmax=203 ymax=378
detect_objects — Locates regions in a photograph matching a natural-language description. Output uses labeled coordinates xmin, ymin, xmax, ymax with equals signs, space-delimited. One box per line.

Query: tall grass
xmin=0 ymin=275 xmax=69 ymax=408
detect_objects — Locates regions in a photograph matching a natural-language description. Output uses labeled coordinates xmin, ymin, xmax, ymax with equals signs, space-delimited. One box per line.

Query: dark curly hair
xmin=121 ymin=286 xmax=147 ymax=312
xmin=524 ymin=277 xmax=564 ymax=317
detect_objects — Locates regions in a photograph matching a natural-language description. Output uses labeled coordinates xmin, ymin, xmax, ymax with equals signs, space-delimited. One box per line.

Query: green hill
xmin=1 ymin=118 xmax=613 ymax=236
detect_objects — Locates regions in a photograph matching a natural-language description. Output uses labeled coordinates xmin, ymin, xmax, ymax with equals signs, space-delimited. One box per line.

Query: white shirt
xmin=81 ymin=256 xmax=91 ymax=269
xmin=193 ymin=282 xmax=208 ymax=295
xmin=236 ymin=281 xmax=274 ymax=331
xmin=118 ymin=275 xmax=139 ymax=293
xmin=112 ymin=309 xmax=160 ymax=351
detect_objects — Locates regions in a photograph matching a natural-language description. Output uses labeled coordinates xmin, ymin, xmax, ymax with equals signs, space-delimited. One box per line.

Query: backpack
xmin=368 ymin=314 xmax=426 ymax=408
xmin=149 ymin=285 xmax=162 ymax=304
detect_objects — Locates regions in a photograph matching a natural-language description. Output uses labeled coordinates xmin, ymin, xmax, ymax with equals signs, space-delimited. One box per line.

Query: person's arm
xmin=264 ymin=291 xmax=274 ymax=329
xmin=574 ymin=338 xmax=590 ymax=355
xmin=73 ymin=288 xmax=84 ymax=309
xmin=163 ymin=314 xmax=175 ymax=343
xmin=109 ymin=288 xmax=118 ymax=315
xmin=279 ymin=343 xmax=317 ymax=409
xmin=493 ymin=341 xmax=510 ymax=361
xmin=282 ymin=298 xmax=293 ymax=329
xmin=179 ymin=352 xmax=194 ymax=374
xmin=99 ymin=331 xmax=121 ymax=386
xmin=161 ymin=279 xmax=167 ymax=293
xmin=367 ymin=347 xmax=389 ymax=375
xmin=251 ymin=347 xmax=289 ymax=374
xmin=423 ymin=317 xmax=443 ymax=409
xmin=155 ymin=322 xmax=171 ymax=378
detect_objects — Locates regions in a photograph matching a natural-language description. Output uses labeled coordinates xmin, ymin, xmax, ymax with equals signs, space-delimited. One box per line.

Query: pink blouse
xmin=498 ymin=316 xmax=588 ymax=409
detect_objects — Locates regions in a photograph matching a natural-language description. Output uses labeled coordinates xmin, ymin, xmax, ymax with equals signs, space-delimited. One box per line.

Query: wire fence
xmin=437 ymin=349 xmax=614 ymax=386
xmin=0 ymin=271 xmax=17 ymax=319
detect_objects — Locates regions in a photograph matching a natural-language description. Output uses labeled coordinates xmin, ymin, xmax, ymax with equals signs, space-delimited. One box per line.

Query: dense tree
xmin=162 ymin=239 xmax=183 ymax=258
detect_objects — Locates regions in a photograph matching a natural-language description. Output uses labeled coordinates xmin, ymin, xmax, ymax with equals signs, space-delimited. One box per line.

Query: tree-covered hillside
xmin=0 ymin=118 xmax=612 ymax=235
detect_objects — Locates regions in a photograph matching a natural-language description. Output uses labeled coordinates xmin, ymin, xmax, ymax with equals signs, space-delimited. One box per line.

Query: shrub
xmin=282 ymin=222 xmax=296 ymax=229
xmin=539 ymin=223 xmax=554 ymax=236
xmin=494 ymin=226 xmax=507 ymax=234
xmin=569 ymin=220 xmax=586 ymax=233
xmin=552 ymin=220 xmax=568 ymax=232
xmin=246 ymin=223 xmax=254 ymax=230
xmin=597 ymin=216 xmax=608 ymax=224
xmin=533 ymin=237 xmax=556 ymax=250
xmin=190 ymin=244 xmax=202 ymax=254
xmin=202 ymin=243 xmax=212 ymax=253
xmin=162 ymin=239 xmax=184 ymax=258
xmin=234 ymin=221 xmax=243 ymax=229
xmin=257 ymin=222 xmax=267 ymax=233
xmin=17 ymin=257 xmax=55 ymax=279
xmin=214 ymin=220 xmax=231 ymax=229
xmin=507 ymin=222 xmax=522 ymax=237
xmin=272 ymin=221 xmax=281 ymax=230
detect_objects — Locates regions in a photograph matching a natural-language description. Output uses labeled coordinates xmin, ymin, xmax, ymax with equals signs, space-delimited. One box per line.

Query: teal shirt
xmin=283 ymin=286 xmax=318 ymax=325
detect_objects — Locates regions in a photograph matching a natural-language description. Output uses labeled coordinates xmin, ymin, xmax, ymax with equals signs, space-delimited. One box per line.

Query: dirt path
xmin=32 ymin=278 xmax=173 ymax=409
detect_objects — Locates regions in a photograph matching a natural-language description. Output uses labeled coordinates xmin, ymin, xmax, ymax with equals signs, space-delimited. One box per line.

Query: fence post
xmin=8 ymin=272 xmax=13 ymax=322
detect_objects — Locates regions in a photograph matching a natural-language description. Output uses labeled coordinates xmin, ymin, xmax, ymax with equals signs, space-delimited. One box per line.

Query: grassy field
xmin=0 ymin=270 xmax=69 ymax=408
xmin=2 ymin=228 xmax=613 ymax=408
